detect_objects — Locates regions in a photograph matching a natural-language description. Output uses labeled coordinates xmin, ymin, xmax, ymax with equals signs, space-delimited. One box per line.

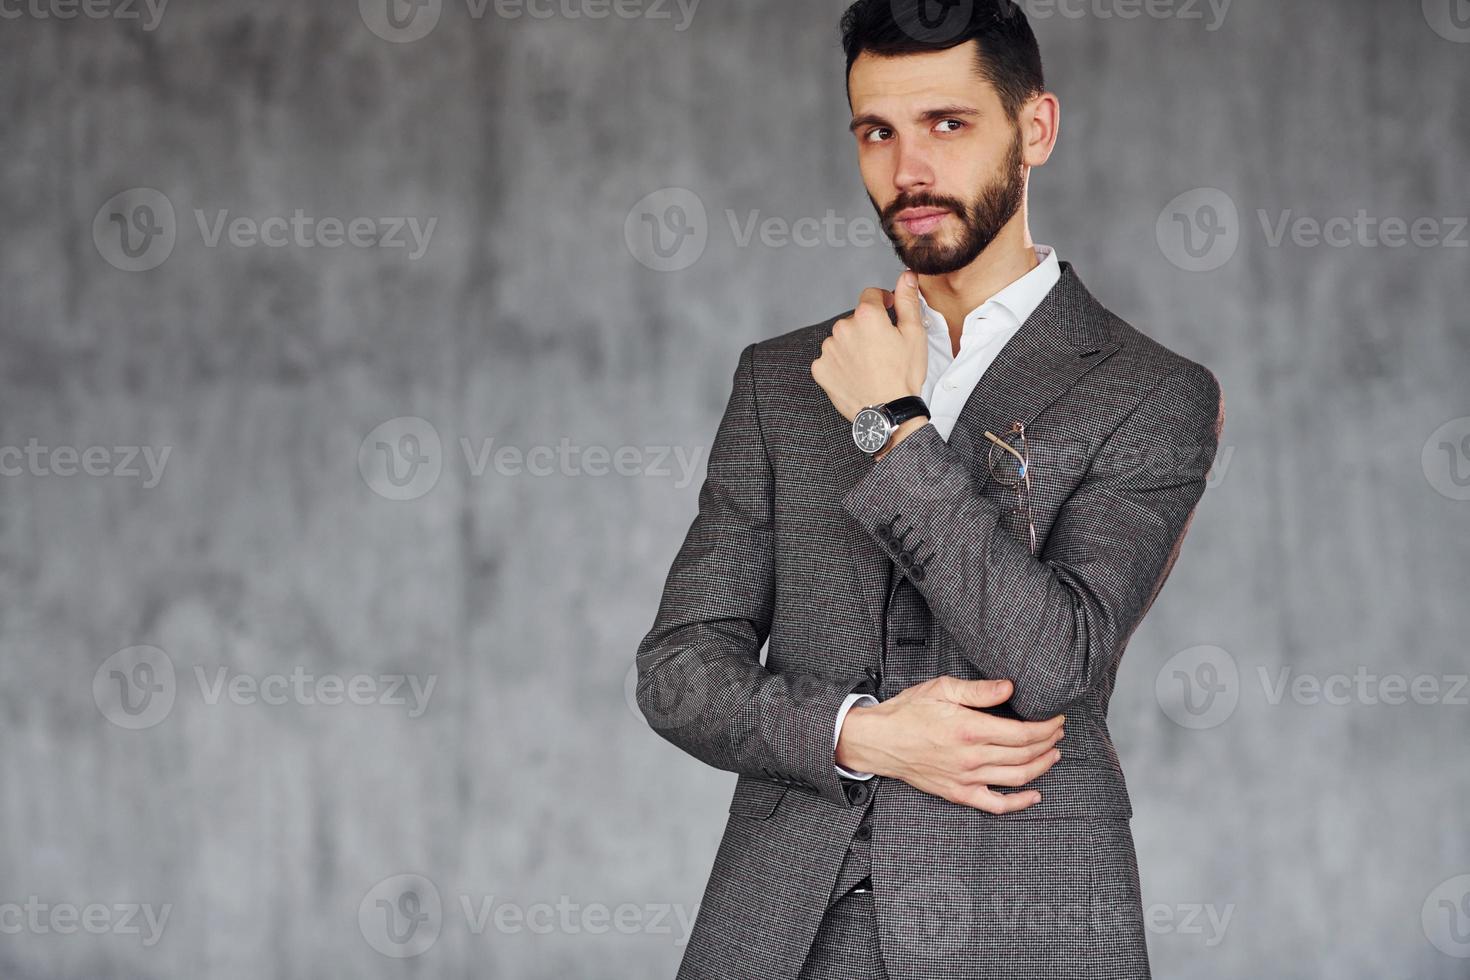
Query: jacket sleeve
xmin=840 ymin=363 xmax=1225 ymax=720
xmin=635 ymin=342 xmax=872 ymax=808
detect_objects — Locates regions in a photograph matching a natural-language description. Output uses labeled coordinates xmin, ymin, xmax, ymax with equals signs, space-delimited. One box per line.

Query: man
xmin=635 ymin=2 xmax=1224 ymax=977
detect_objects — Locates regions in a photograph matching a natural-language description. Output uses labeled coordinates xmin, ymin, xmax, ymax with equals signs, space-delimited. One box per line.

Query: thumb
xmin=893 ymin=269 xmax=925 ymax=341
xmin=945 ymin=677 xmax=1014 ymax=709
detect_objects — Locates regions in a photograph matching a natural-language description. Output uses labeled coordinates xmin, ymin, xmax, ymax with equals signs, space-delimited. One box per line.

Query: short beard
xmin=874 ymin=127 xmax=1026 ymax=276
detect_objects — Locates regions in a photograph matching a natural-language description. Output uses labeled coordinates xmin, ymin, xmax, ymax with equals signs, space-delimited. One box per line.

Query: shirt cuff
xmin=833 ymin=692 xmax=879 ymax=780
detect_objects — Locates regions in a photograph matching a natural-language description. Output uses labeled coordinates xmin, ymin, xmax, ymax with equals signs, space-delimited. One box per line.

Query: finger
xmin=941 ymin=677 xmax=1014 ymax=709
xmin=856 ymin=287 xmax=889 ymax=316
xmin=970 ymin=747 xmax=1061 ymax=787
xmin=968 ymin=713 xmax=1066 ymax=748
xmin=966 ymin=787 xmax=1042 ymax=815
xmin=877 ymin=289 xmax=899 ymax=326
xmin=893 ymin=269 xmax=925 ymax=340
xmin=963 ymin=732 xmax=1063 ymax=768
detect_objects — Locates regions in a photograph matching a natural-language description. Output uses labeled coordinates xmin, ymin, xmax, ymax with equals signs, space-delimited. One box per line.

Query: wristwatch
xmin=852 ymin=396 xmax=931 ymax=456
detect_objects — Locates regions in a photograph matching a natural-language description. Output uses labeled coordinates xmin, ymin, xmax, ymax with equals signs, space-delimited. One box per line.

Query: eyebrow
xmin=848 ymin=104 xmax=982 ymax=135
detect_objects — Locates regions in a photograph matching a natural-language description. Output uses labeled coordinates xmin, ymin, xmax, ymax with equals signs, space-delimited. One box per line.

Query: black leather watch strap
xmin=882 ymin=395 xmax=930 ymax=427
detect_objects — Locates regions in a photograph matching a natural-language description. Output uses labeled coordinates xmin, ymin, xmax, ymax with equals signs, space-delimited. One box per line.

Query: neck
xmin=918 ymin=219 xmax=1039 ymax=355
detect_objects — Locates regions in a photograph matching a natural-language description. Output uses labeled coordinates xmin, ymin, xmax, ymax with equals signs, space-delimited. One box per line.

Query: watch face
xmin=852 ymin=408 xmax=892 ymax=454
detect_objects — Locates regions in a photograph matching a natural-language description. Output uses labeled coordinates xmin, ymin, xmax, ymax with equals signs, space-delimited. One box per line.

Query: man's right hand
xmin=834 ymin=677 xmax=1065 ymax=814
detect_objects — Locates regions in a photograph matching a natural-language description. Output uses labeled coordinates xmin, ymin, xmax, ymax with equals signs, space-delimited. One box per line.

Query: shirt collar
xmin=915 ymin=244 xmax=1060 ymax=340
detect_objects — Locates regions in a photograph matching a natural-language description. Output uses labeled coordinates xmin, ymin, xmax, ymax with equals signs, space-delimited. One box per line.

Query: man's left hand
xmin=812 ymin=269 xmax=928 ymax=421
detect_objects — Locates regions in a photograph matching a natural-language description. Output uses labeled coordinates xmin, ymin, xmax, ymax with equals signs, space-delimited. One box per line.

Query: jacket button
xmin=844 ymin=781 xmax=871 ymax=806
xmin=854 ymin=822 xmax=872 ymax=842
xmin=898 ymin=551 xmax=913 ymax=567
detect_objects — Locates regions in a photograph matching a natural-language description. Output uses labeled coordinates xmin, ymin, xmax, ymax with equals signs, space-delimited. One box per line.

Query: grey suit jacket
xmin=635 ymin=261 xmax=1224 ymax=979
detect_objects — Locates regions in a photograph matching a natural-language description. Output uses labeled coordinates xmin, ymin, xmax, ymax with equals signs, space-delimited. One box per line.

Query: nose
xmin=891 ymin=135 xmax=935 ymax=196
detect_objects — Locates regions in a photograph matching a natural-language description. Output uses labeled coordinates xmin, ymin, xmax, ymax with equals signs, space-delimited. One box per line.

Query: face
xmin=848 ymin=41 xmax=1031 ymax=276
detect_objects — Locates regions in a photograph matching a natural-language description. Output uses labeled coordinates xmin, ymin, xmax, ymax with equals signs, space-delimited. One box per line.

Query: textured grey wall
xmin=1 ymin=0 xmax=1467 ymax=977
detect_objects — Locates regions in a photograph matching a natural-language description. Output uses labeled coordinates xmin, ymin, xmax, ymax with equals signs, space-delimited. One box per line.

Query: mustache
xmin=883 ymin=195 xmax=967 ymax=222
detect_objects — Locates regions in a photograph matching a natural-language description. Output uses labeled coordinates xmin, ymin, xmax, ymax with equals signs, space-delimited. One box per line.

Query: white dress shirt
xmin=832 ymin=244 xmax=1062 ymax=780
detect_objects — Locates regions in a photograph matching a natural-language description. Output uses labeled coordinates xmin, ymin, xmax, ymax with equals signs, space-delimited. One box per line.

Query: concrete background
xmin=1 ymin=0 xmax=1467 ymax=977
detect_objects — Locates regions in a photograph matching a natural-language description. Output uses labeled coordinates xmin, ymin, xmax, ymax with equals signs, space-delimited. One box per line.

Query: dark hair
xmin=840 ymin=0 xmax=1046 ymax=122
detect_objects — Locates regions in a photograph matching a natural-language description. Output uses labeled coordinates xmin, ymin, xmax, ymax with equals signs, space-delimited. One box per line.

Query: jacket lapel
xmin=827 ymin=261 xmax=1121 ymax=641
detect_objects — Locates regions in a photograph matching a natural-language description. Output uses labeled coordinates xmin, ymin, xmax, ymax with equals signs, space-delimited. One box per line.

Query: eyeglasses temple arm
xmin=982 ymin=430 xmax=1026 ymax=466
